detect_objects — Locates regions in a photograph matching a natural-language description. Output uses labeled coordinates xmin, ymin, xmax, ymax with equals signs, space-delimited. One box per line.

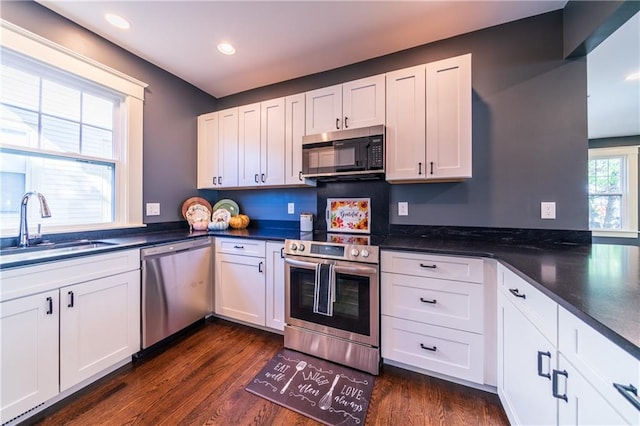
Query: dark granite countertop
xmin=2 ymin=225 xmax=638 ymax=360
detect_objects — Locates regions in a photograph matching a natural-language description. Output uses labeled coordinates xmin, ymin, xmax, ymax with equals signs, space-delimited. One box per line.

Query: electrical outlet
xmin=146 ymin=202 xmax=160 ymax=216
xmin=541 ymin=202 xmax=556 ymax=219
xmin=398 ymin=202 xmax=409 ymax=216
xmin=287 ymin=203 xmax=295 ymax=214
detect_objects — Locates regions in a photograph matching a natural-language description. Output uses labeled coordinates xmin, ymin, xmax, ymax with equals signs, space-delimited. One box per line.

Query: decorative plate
xmin=213 ymin=199 xmax=240 ymax=216
xmin=181 ymin=197 xmax=212 ymax=220
xmin=185 ymin=203 xmax=211 ymax=225
xmin=325 ymin=198 xmax=370 ymax=234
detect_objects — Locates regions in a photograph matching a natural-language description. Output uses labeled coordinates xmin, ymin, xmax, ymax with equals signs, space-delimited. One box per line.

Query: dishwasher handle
xmin=141 ymin=238 xmax=211 ymax=260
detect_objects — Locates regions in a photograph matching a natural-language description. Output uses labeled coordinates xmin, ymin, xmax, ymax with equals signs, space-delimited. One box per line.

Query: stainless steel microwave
xmin=301 ymin=125 xmax=384 ymax=181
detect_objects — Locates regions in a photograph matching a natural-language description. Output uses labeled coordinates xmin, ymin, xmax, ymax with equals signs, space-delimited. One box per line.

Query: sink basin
xmin=0 ymin=239 xmax=117 ymax=264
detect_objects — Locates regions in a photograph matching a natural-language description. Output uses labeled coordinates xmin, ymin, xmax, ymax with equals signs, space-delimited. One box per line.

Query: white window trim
xmin=588 ymin=145 xmax=639 ymax=238
xmin=1 ymin=20 xmax=147 ymax=234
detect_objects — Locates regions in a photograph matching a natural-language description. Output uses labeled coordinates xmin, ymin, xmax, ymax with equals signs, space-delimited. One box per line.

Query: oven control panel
xmin=284 ymin=239 xmax=379 ymax=264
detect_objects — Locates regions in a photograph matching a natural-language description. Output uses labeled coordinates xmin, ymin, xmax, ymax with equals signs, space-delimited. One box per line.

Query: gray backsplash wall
xmin=1 ymin=1 xmax=218 ymax=224
xmin=218 ymin=11 xmax=589 ymax=231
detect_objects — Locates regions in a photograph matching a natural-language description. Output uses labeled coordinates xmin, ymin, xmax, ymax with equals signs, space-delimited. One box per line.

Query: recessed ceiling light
xmin=625 ymin=71 xmax=640 ymax=81
xmin=105 ymin=13 xmax=130 ymax=30
xmin=217 ymin=43 xmax=236 ymax=55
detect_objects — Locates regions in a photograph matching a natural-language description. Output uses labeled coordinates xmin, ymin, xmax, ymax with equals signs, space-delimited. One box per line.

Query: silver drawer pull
xmin=420 ymin=263 xmax=437 ymax=269
xmin=509 ymin=288 xmax=526 ymax=299
xmin=420 ymin=297 xmax=437 ymax=304
xmin=420 ymin=343 xmax=437 ymax=352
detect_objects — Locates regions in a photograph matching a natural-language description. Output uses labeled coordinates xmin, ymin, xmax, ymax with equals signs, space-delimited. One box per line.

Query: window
xmin=588 ymin=146 xmax=639 ymax=237
xmin=0 ymin=21 xmax=146 ymax=236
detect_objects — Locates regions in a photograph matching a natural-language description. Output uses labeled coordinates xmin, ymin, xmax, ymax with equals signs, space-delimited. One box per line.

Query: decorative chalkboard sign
xmin=246 ymin=349 xmax=374 ymax=425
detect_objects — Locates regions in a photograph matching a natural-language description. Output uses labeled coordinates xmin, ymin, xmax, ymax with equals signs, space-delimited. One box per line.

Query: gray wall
xmin=1 ymin=1 xmax=218 ymax=224
xmin=218 ymin=11 xmax=589 ymax=231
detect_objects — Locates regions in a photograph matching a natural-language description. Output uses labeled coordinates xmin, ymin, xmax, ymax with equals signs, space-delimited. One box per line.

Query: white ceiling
xmin=36 ymin=1 xmax=638 ymax=139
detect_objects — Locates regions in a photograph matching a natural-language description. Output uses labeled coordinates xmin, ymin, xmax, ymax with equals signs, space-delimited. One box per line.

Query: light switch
xmin=398 ymin=202 xmax=409 ymax=216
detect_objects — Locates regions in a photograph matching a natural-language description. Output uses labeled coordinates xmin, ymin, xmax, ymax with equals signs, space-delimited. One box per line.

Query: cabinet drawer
xmin=381 ymin=316 xmax=484 ymax=384
xmin=381 ymin=250 xmax=484 ymax=283
xmin=498 ymin=263 xmax=557 ymax=345
xmin=381 ymin=272 xmax=483 ymax=333
xmin=215 ymin=238 xmax=265 ymax=257
xmin=559 ymin=306 xmax=640 ymax=424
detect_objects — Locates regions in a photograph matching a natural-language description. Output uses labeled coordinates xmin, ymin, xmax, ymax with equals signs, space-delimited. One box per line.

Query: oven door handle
xmin=333 ymin=264 xmax=378 ymax=276
xmin=285 ymin=257 xmax=320 ymax=269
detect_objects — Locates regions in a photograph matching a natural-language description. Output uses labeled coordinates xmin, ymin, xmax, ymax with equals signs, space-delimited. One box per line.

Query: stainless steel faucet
xmin=18 ymin=191 xmax=52 ymax=248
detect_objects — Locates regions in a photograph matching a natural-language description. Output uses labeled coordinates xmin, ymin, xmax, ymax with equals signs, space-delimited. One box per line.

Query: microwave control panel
xmin=369 ymin=136 xmax=384 ymax=169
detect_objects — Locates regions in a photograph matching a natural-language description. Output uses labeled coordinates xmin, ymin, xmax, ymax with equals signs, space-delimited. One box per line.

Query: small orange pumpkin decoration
xmin=229 ymin=214 xmax=250 ymax=229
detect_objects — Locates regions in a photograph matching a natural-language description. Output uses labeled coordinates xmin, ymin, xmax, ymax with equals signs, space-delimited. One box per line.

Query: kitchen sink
xmin=0 ymin=239 xmax=118 ymax=264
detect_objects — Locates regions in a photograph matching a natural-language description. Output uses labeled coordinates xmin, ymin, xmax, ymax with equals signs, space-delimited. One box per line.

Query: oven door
xmin=284 ymin=255 xmax=379 ymax=346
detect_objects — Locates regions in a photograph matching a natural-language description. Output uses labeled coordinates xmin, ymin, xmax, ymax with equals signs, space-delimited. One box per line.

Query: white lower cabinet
xmin=557 ymin=306 xmax=639 ymax=425
xmin=0 ymin=249 xmax=140 ymax=425
xmin=59 ymin=270 xmax=140 ymax=391
xmin=497 ymin=263 xmax=639 ymax=425
xmin=265 ymin=242 xmax=285 ymax=331
xmin=381 ymin=250 xmax=487 ymax=385
xmin=0 ymin=291 xmax=59 ymax=424
xmin=557 ymin=353 xmax=631 ymax=425
xmin=498 ymin=287 xmax=557 ymax=425
xmin=215 ymin=238 xmax=266 ymax=327
xmin=214 ymin=238 xmax=285 ymax=332
xmin=382 ymin=316 xmax=484 ymax=383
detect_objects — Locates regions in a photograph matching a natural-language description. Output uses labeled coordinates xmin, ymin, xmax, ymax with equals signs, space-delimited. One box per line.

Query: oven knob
xmin=361 ymin=249 xmax=370 ymax=258
xmin=290 ymin=243 xmax=298 ymax=251
xmin=298 ymin=243 xmax=305 ymax=251
xmin=350 ymin=248 xmax=359 ymax=257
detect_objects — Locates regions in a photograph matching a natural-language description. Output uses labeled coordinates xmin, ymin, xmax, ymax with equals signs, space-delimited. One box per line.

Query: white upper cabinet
xmin=305 ymin=74 xmax=385 ymax=134
xmin=426 ymin=54 xmax=472 ymax=179
xmin=385 ymin=65 xmax=427 ymax=181
xmin=260 ymin=98 xmax=286 ymax=186
xmin=386 ymin=53 xmax=472 ymax=182
xmin=197 ymin=108 xmax=239 ymax=189
xmin=239 ymin=99 xmax=287 ymax=187
xmin=238 ymin=103 xmax=262 ymax=187
xmin=285 ymin=94 xmax=307 ymax=185
xmin=196 ymin=112 xmax=218 ymax=189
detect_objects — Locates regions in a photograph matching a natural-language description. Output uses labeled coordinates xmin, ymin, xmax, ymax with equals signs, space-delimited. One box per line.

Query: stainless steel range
xmin=283 ymin=237 xmax=380 ymax=375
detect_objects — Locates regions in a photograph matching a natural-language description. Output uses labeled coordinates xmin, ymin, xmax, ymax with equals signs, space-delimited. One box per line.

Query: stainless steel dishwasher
xmin=141 ymin=237 xmax=213 ymax=349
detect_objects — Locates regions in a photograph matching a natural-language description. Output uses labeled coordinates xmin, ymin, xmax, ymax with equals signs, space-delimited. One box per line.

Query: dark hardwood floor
xmin=28 ymin=319 xmax=508 ymax=425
